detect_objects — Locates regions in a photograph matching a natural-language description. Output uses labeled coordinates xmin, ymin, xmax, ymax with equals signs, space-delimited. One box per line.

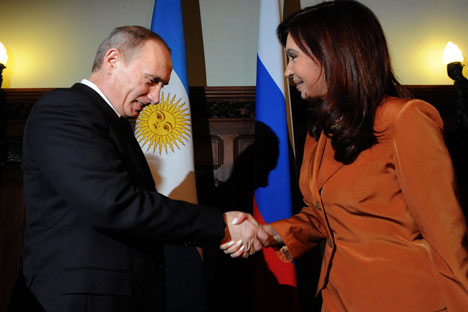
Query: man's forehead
xmin=145 ymin=39 xmax=170 ymax=54
xmin=138 ymin=40 xmax=172 ymax=62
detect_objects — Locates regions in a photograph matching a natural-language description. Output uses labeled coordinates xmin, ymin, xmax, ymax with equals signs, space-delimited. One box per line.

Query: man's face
xmin=112 ymin=40 xmax=172 ymax=118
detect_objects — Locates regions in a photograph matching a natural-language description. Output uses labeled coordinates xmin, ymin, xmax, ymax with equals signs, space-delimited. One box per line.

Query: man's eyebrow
xmin=146 ymin=75 xmax=168 ymax=85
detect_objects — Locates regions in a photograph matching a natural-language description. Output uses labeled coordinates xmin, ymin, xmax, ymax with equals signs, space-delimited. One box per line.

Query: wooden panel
xmin=407 ymin=85 xmax=459 ymax=134
xmin=0 ymin=164 xmax=24 ymax=312
xmin=206 ymin=118 xmax=254 ymax=184
xmin=233 ymin=134 xmax=255 ymax=159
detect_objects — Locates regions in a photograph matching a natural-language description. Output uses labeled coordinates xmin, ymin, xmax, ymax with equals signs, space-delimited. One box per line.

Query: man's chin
xmin=129 ymin=107 xmax=143 ymax=118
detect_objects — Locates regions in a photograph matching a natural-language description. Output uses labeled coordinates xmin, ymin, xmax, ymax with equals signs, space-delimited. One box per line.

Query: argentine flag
xmin=135 ymin=0 xmax=197 ymax=204
xmin=135 ymin=1 xmax=207 ymax=311
xmin=253 ymin=0 xmax=298 ymax=293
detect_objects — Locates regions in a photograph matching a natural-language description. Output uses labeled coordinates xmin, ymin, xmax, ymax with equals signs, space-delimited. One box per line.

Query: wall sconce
xmin=444 ymin=41 xmax=468 ymax=130
xmin=0 ymin=41 xmax=7 ymax=88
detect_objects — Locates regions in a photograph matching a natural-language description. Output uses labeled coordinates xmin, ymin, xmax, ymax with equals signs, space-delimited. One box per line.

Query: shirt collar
xmin=80 ymin=79 xmax=121 ymax=117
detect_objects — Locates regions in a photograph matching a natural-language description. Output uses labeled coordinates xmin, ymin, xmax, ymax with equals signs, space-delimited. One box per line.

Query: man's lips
xmin=135 ymin=100 xmax=150 ymax=111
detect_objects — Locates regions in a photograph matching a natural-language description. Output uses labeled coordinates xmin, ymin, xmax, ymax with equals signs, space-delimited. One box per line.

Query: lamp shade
xmin=443 ymin=41 xmax=464 ymax=65
xmin=0 ymin=42 xmax=7 ymax=65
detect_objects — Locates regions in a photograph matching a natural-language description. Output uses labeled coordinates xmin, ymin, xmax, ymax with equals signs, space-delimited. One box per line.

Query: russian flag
xmin=253 ymin=0 xmax=298 ymax=309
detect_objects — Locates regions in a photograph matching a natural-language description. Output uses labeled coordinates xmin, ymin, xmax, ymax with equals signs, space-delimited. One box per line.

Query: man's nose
xmin=147 ymin=84 xmax=162 ymax=104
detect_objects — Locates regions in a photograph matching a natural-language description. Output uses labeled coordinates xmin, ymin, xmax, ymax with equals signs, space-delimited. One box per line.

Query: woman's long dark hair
xmin=278 ymin=0 xmax=409 ymax=164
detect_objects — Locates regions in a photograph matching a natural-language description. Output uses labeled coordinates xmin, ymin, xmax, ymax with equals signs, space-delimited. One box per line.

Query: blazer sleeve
xmin=270 ymin=206 xmax=328 ymax=261
xmin=270 ymin=135 xmax=328 ymax=261
xmin=23 ymin=89 xmax=225 ymax=245
xmin=392 ymin=99 xmax=468 ymax=310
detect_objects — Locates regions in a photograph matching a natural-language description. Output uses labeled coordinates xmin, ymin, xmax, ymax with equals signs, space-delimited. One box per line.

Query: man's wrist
xmin=221 ymin=213 xmax=231 ymax=244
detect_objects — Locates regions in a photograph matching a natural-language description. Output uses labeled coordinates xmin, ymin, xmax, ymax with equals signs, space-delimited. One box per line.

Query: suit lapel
xmin=70 ymin=83 xmax=155 ymax=191
xmin=117 ymin=117 xmax=155 ymax=190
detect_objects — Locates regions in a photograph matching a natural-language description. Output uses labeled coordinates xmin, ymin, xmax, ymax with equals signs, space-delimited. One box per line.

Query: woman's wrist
xmin=262 ymin=224 xmax=284 ymax=246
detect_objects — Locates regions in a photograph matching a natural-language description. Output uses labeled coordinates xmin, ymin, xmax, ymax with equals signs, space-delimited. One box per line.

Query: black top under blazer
xmin=21 ymin=83 xmax=225 ymax=312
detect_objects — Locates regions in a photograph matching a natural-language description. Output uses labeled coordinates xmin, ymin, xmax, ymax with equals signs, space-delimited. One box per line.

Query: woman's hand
xmin=258 ymin=224 xmax=283 ymax=247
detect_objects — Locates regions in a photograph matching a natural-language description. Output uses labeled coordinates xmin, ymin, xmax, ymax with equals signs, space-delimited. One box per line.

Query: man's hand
xmin=220 ymin=215 xmax=285 ymax=259
xmin=220 ymin=211 xmax=263 ymax=258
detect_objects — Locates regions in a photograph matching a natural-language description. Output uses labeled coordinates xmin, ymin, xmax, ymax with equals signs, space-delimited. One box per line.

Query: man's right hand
xmin=220 ymin=211 xmax=264 ymax=258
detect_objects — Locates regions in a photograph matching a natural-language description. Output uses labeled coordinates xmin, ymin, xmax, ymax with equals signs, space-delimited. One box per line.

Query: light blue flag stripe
xmin=151 ymin=0 xmax=189 ymax=91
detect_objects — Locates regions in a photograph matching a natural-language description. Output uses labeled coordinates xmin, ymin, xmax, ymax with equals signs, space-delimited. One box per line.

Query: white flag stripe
xmin=137 ymin=69 xmax=197 ymax=204
xmin=258 ymin=0 xmax=285 ymax=95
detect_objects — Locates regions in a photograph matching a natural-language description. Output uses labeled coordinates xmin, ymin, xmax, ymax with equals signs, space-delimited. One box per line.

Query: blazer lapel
xmin=309 ymin=132 xmax=327 ymax=198
xmin=314 ymin=133 xmax=344 ymax=192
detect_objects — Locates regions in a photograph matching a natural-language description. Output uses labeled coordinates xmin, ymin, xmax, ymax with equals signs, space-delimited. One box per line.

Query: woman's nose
xmin=284 ymin=62 xmax=293 ymax=78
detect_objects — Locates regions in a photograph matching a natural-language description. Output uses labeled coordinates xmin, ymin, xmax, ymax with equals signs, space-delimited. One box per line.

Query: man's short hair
xmin=92 ymin=25 xmax=170 ymax=72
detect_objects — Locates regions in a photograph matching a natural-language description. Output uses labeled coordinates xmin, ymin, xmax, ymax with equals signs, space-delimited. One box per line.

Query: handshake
xmin=220 ymin=211 xmax=283 ymax=258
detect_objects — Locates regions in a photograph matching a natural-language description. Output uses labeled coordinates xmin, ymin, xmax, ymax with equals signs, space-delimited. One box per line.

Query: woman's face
xmin=284 ymin=34 xmax=327 ymax=100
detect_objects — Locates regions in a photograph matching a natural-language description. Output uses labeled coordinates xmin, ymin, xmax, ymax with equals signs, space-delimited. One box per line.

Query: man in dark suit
xmin=20 ymin=26 xmax=261 ymax=312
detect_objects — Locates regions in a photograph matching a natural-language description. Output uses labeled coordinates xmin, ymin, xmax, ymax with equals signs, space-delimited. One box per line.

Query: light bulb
xmin=443 ymin=41 xmax=464 ymax=65
xmin=0 ymin=42 xmax=7 ymax=65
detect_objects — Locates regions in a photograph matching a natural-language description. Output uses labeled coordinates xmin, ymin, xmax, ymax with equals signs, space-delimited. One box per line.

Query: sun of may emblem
xmin=135 ymin=93 xmax=191 ymax=154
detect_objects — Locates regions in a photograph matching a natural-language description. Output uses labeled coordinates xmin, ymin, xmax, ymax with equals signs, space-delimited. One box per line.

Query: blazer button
xmin=327 ymin=238 xmax=333 ymax=247
xmin=315 ymin=201 xmax=321 ymax=210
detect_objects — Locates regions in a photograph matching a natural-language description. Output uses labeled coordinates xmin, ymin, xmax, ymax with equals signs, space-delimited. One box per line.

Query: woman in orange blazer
xmin=228 ymin=1 xmax=468 ymax=311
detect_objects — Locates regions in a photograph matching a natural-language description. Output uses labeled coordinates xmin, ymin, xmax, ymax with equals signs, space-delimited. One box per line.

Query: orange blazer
xmin=271 ymin=97 xmax=468 ymax=311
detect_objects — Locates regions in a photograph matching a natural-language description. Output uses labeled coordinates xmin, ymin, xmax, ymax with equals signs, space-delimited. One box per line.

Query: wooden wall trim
xmin=2 ymin=84 xmax=457 ymax=102
xmin=406 ymin=84 xmax=457 ymax=96
xmin=1 ymin=84 xmax=458 ymax=118
xmin=4 ymin=88 xmax=52 ymax=102
xmin=191 ymin=86 xmax=256 ymax=102
xmin=405 ymin=85 xmax=458 ymax=112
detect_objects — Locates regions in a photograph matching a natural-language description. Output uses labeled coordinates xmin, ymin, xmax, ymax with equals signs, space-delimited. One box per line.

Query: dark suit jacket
xmin=20 ymin=83 xmax=225 ymax=312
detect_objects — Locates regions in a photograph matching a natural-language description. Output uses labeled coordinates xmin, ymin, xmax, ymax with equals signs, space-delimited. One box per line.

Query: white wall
xmin=0 ymin=0 xmax=466 ymax=88
xmin=301 ymin=0 xmax=468 ymax=85
xmin=0 ymin=0 xmax=155 ymax=88
xmin=199 ymin=0 xmax=259 ymax=86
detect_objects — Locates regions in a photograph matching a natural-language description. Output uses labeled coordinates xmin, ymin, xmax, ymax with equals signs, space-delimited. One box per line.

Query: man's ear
xmin=103 ymin=48 xmax=121 ymax=73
